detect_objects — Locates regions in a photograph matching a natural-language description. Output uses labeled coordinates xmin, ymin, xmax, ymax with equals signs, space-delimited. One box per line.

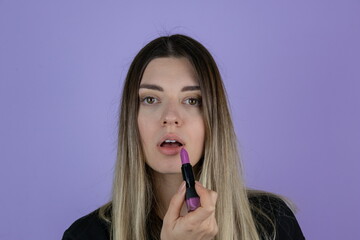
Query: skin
xmin=138 ymin=57 xmax=205 ymax=174
xmin=137 ymin=57 xmax=218 ymax=239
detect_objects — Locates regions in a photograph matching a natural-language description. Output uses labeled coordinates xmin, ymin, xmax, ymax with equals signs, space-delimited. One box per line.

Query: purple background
xmin=1 ymin=1 xmax=359 ymax=239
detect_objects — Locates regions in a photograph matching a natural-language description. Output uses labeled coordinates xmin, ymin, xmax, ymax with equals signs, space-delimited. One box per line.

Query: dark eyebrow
xmin=139 ymin=84 xmax=200 ymax=92
xmin=139 ymin=84 xmax=163 ymax=91
xmin=181 ymin=86 xmax=201 ymax=92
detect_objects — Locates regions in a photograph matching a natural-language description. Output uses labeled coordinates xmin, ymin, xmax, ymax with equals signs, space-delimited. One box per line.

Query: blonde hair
xmin=99 ymin=34 xmax=286 ymax=239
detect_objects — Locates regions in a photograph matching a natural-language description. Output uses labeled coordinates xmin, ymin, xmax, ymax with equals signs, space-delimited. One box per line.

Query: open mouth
xmin=160 ymin=140 xmax=184 ymax=148
xmin=157 ymin=134 xmax=185 ymax=156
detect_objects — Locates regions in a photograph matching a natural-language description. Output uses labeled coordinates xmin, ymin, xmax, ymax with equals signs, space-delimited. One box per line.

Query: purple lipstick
xmin=180 ymin=148 xmax=200 ymax=212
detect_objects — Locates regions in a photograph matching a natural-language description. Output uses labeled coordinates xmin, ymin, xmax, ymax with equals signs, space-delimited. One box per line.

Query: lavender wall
xmin=1 ymin=1 xmax=359 ymax=239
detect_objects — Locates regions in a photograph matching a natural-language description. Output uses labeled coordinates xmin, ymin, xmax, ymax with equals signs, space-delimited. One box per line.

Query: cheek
xmin=192 ymin=118 xmax=205 ymax=145
xmin=197 ymin=115 xmax=205 ymax=134
xmin=137 ymin=114 xmax=147 ymax=143
xmin=137 ymin=112 xmax=156 ymax=146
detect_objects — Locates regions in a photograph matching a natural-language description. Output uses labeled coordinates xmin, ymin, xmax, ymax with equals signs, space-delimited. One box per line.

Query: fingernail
xmin=195 ymin=181 xmax=203 ymax=187
xmin=178 ymin=181 xmax=186 ymax=193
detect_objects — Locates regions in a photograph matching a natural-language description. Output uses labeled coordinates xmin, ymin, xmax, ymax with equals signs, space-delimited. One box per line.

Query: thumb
xmin=163 ymin=181 xmax=186 ymax=223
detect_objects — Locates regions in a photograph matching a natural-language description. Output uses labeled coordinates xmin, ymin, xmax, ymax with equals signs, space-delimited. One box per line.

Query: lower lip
xmin=158 ymin=145 xmax=183 ymax=156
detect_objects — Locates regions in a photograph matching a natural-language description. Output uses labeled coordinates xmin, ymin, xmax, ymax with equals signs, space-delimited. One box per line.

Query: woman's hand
xmin=160 ymin=181 xmax=218 ymax=240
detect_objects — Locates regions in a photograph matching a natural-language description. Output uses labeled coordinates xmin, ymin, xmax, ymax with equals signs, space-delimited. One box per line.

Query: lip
xmin=157 ymin=133 xmax=185 ymax=147
xmin=157 ymin=145 xmax=183 ymax=156
xmin=157 ymin=133 xmax=185 ymax=156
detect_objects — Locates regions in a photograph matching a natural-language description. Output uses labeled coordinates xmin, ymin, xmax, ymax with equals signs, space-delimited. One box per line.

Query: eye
xmin=140 ymin=96 xmax=158 ymax=105
xmin=184 ymin=97 xmax=202 ymax=106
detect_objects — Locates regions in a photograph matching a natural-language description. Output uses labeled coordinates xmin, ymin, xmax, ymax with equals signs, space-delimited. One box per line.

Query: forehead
xmin=140 ymin=57 xmax=198 ymax=86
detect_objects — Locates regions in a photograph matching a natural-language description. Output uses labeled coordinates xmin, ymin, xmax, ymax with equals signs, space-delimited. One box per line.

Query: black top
xmin=62 ymin=195 xmax=305 ymax=240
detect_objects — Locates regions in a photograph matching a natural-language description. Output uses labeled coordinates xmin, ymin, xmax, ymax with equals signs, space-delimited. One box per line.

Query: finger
xmin=195 ymin=181 xmax=218 ymax=209
xmin=183 ymin=182 xmax=217 ymax=222
xmin=163 ymin=181 xmax=186 ymax=223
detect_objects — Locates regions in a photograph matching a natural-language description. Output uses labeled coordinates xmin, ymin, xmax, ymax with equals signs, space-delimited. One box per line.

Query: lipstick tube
xmin=180 ymin=148 xmax=200 ymax=212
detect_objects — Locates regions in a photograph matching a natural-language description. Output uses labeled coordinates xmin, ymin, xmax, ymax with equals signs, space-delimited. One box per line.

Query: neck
xmin=152 ymin=171 xmax=188 ymax=219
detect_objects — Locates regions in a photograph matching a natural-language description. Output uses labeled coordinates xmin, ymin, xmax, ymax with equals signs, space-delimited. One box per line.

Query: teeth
xmin=165 ymin=140 xmax=177 ymax=143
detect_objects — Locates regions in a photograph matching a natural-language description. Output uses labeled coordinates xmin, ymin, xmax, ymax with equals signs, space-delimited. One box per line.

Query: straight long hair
xmin=99 ymin=34 xmax=280 ymax=239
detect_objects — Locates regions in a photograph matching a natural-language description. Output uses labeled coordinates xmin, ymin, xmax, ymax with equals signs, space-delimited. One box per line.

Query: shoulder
xmin=248 ymin=193 xmax=305 ymax=240
xmin=62 ymin=209 xmax=110 ymax=240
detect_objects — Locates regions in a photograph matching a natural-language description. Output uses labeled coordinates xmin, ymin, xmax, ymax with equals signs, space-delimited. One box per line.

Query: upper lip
xmin=158 ymin=134 xmax=185 ymax=147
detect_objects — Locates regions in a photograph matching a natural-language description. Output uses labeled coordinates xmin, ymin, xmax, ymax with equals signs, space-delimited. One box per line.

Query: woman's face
xmin=138 ymin=57 xmax=205 ymax=174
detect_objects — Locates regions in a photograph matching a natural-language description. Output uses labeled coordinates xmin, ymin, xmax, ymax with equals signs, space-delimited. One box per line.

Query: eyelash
xmin=185 ymin=97 xmax=202 ymax=106
xmin=140 ymin=96 xmax=202 ymax=106
xmin=140 ymin=96 xmax=158 ymax=105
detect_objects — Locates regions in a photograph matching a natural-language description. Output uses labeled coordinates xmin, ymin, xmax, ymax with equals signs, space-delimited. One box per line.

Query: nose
xmin=161 ymin=103 xmax=182 ymax=127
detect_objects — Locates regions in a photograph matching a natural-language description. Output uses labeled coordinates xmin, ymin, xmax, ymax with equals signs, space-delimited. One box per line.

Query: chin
xmin=159 ymin=169 xmax=182 ymax=175
xmin=146 ymin=163 xmax=182 ymax=175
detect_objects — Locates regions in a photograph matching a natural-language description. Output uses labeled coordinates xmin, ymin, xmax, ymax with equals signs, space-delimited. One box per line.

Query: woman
xmin=62 ymin=34 xmax=305 ymax=240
